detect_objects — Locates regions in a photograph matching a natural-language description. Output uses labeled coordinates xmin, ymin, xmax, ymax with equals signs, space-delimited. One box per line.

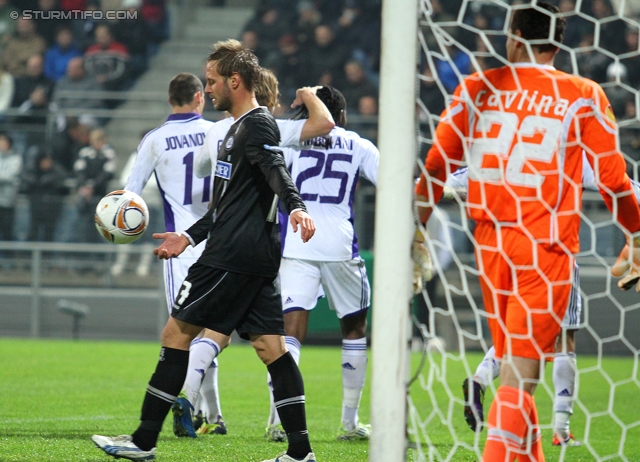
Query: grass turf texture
xmin=0 ymin=339 xmax=637 ymax=461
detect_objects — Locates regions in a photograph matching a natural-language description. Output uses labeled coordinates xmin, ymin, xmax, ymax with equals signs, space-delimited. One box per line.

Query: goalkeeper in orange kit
xmin=414 ymin=2 xmax=640 ymax=461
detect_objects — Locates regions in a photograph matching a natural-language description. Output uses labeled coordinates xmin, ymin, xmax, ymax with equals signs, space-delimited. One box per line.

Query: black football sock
xmin=131 ymin=347 xmax=190 ymax=451
xmin=268 ymin=352 xmax=312 ymax=458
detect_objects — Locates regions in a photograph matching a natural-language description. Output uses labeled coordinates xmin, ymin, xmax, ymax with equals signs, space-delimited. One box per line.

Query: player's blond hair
xmin=255 ymin=68 xmax=280 ymax=113
xmin=208 ymin=39 xmax=260 ymax=92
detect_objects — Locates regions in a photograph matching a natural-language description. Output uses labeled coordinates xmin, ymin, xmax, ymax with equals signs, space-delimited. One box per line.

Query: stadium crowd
xmin=0 ymin=0 xmax=168 ymax=244
xmin=2 ymin=0 xmax=640 ymax=246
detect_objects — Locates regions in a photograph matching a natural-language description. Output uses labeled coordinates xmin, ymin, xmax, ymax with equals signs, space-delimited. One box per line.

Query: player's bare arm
xmin=289 ymin=210 xmax=315 ymax=243
xmin=152 ymin=232 xmax=190 ymax=259
xmin=293 ymin=86 xmax=335 ymax=141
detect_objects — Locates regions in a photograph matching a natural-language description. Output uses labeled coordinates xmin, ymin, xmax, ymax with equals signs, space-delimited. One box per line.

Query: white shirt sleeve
xmin=445 ymin=167 xmax=469 ymax=190
xmin=124 ymin=135 xmax=157 ymax=196
xmin=631 ymin=179 xmax=640 ymax=203
xmin=195 ymin=129 xmax=213 ymax=178
xmin=279 ymin=146 xmax=296 ymax=167
xmin=276 ymin=119 xmax=305 ymax=147
xmin=581 ymin=151 xmax=597 ymax=191
xmin=357 ymin=138 xmax=379 ymax=186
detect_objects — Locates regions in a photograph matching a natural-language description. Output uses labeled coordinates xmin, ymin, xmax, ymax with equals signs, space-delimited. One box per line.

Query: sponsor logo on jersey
xmin=342 ymin=362 xmax=356 ymax=370
xmin=606 ymin=105 xmax=616 ymax=122
xmin=215 ymin=160 xmax=232 ymax=180
xmin=225 ymin=136 xmax=234 ymax=149
xmin=284 ymin=296 xmax=294 ymax=304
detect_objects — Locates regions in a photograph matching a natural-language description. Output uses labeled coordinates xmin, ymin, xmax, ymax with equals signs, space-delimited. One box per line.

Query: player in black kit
xmin=91 ymin=39 xmax=317 ymax=462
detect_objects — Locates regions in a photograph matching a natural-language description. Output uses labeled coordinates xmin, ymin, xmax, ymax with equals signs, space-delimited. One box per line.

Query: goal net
xmin=373 ymin=0 xmax=640 ymax=461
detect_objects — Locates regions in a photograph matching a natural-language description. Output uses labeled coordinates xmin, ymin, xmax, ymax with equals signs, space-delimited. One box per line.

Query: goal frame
xmin=370 ymin=0 xmax=420 ymax=460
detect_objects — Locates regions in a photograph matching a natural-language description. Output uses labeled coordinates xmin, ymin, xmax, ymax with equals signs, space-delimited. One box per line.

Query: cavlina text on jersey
xmin=164 ymin=133 xmax=206 ymax=151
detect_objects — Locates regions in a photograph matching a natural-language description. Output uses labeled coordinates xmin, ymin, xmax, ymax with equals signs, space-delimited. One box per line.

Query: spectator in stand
xmin=113 ymin=0 xmax=149 ymax=79
xmin=433 ymin=41 xmax=471 ymax=94
xmin=0 ymin=132 xmax=22 ymax=241
xmin=60 ymin=0 xmax=86 ymax=9
xmin=34 ymin=0 xmax=66 ymax=46
xmin=50 ymin=116 xmax=91 ymax=172
xmin=242 ymin=5 xmax=288 ymax=59
xmin=268 ymin=34 xmax=309 ymax=104
xmin=21 ymin=149 xmax=69 ymax=242
xmin=11 ymin=54 xmax=54 ymax=132
xmin=54 ymin=56 xmax=104 ymax=116
xmin=621 ymin=27 xmax=640 ymax=90
xmin=576 ymin=33 xmax=611 ymax=83
xmin=72 ymin=0 xmax=101 ymax=52
xmin=0 ymin=0 xmax=19 ymax=52
xmin=589 ymin=0 xmax=627 ymax=56
xmin=44 ymin=26 xmax=82 ymax=82
xmin=314 ymin=0 xmax=346 ymax=24
xmin=354 ymin=94 xmax=378 ymax=143
xmin=294 ymin=1 xmax=322 ymax=49
xmin=558 ymin=0 xmax=591 ymax=49
xmin=141 ymin=0 xmax=170 ymax=55
xmin=73 ymin=127 xmax=116 ymax=242
xmin=0 ymin=68 xmax=13 ymax=113
xmin=240 ymin=29 xmax=268 ymax=63
xmin=339 ymin=60 xmax=377 ymax=113
xmin=84 ymin=23 xmax=130 ymax=92
xmin=1 ymin=18 xmax=47 ymax=77
xmin=419 ymin=63 xmax=445 ymax=117
xmin=306 ymin=23 xmax=351 ymax=86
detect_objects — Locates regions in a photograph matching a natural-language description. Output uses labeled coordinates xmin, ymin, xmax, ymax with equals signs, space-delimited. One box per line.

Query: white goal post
xmin=372 ymin=0 xmax=640 ymax=461
xmin=370 ymin=0 xmax=420 ymax=461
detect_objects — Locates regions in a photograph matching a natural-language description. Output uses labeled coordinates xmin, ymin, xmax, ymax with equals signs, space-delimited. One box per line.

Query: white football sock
xmin=473 ymin=346 xmax=500 ymax=389
xmin=199 ymin=358 xmax=222 ymax=422
xmin=267 ymin=336 xmax=301 ymax=427
xmin=341 ymin=337 xmax=367 ymax=431
xmin=553 ymin=352 xmax=577 ymax=438
xmin=183 ymin=338 xmax=220 ymax=406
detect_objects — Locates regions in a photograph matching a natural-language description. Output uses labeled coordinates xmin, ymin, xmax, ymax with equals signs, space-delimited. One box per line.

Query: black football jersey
xmin=186 ymin=107 xmax=307 ymax=277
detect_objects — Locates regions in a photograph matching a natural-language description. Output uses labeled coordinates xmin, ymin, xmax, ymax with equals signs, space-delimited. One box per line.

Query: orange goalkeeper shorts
xmin=474 ymin=222 xmax=573 ymax=361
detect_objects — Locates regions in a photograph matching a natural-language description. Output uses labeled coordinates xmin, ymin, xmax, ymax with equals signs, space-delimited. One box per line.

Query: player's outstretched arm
xmin=292 ymin=86 xmax=335 ymax=142
xmin=612 ymin=237 xmax=640 ymax=291
xmin=153 ymin=232 xmax=190 ymax=260
xmin=289 ymin=210 xmax=315 ymax=243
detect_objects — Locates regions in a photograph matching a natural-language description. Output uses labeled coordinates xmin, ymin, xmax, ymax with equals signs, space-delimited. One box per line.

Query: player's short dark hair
xmin=207 ymin=39 xmax=260 ymax=92
xmin=291 ymin=86 xmax=347 ymax=127
xmin=316 ymin=86 xmax=347 ymax=127
xmin=168 ymin=73 xmax=203 ymax=107
xmin=510 ymin=1 xmax=565 ymax=53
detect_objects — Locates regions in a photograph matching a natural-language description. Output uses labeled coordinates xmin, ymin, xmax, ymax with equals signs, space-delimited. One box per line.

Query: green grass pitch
xmin=0 ymin=338 xmax=638 ymax=461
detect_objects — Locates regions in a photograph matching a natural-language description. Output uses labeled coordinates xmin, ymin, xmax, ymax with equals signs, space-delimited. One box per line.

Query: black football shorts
xmin=171 ymin=262 xmax=285 ymax=340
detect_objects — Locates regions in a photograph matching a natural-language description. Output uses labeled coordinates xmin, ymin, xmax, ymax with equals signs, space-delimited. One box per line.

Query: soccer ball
xmin=94 ymin=190 xmax=149 ymax=244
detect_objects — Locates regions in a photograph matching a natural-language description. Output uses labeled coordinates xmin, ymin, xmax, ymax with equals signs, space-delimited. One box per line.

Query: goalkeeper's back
xmin=432 ymin=64 xmax=639 ymax=252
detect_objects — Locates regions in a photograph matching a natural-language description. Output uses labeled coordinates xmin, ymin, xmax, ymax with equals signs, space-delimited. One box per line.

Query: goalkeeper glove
xmin=612 ymin=236 xmax=640 ymax=292
xmin=412 ymin=227 xmax=434 ymax=294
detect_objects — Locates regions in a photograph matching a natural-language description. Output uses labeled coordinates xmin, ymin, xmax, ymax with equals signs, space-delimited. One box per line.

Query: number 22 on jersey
xmin=468 ymin=111 xmax=563 ymax=188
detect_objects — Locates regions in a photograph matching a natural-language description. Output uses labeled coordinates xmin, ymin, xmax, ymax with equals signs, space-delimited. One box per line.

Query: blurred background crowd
xmin=1 ymin=0 xmax=639 ymax=249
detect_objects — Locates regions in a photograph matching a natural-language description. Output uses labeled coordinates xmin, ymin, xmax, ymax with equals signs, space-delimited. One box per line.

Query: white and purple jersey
xmin=279 ymin=126 xmax=379 ymax=261
xmin=445 ymin=152 xmax=640 ymax=200
xmin=124 ymin=112 xmax=214 ymax=310
xmin=194 ymin=114 xmax=307 ymax=179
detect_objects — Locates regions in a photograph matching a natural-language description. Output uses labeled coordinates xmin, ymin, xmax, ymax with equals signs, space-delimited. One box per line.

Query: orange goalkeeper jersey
xmin=416 ymin=63 xmax=640 ymax=252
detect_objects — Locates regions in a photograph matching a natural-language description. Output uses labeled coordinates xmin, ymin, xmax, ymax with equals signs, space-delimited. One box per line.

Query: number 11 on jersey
xmin=183 ymin=151 xmax=211 ymax=205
